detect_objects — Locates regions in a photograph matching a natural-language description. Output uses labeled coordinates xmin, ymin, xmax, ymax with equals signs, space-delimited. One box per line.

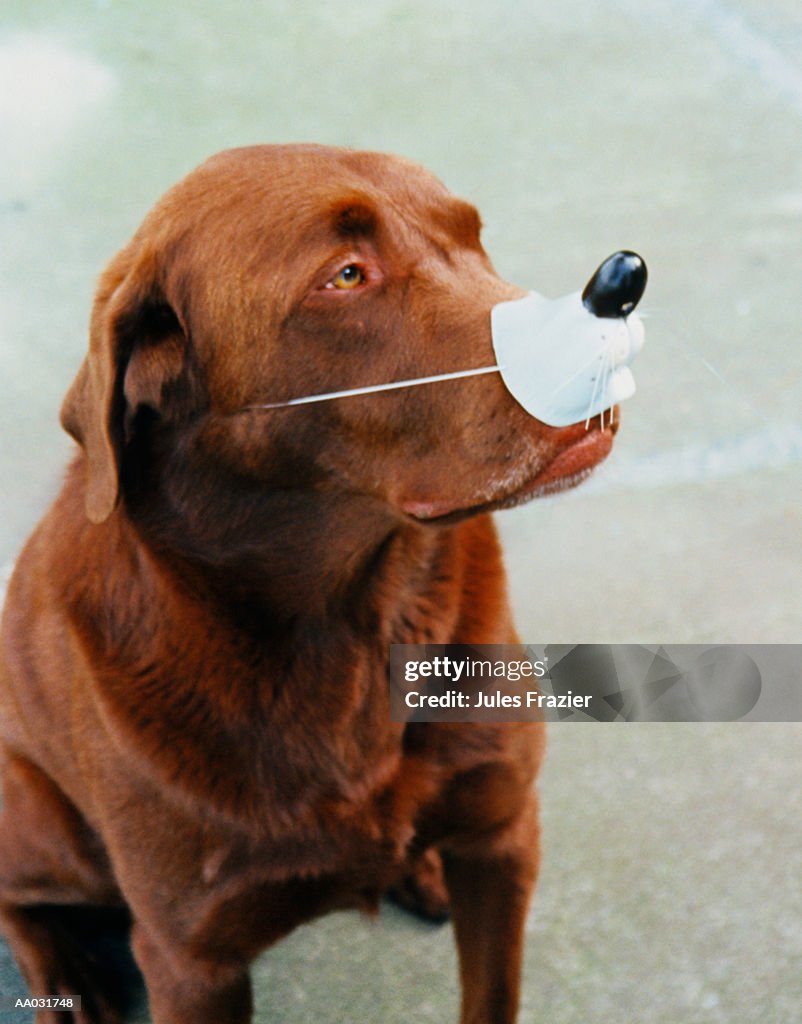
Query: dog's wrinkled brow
xmin=331 ymin=201 xmax=378 ymax=239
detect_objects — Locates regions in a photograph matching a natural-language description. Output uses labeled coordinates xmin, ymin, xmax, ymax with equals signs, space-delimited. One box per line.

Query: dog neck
xmin=104 ymin=409 xmax=481 ymax=648
xmin=120 ymin=469 xmax=457 ymax=640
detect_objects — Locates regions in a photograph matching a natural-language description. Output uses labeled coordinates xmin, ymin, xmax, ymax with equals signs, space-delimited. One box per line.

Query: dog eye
xmin=327 ymin=264 xmax=365 ymax=290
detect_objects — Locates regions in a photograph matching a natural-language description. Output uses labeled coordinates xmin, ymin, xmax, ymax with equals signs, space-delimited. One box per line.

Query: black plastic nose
xmin=582 ymin=251 xmax=647 ymax=318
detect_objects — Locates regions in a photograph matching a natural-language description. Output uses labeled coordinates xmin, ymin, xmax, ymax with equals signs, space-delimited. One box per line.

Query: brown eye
xmin=328 ymin=264 xmax=365 ymax=290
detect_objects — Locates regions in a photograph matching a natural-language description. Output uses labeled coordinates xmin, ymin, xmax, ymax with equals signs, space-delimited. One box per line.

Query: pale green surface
xmin=1 ymin=1 xmax=801 ymax=1021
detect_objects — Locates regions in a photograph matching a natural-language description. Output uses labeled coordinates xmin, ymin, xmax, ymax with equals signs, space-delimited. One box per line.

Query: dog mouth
xmin=403 ymin=415 xmax=616 ymax=525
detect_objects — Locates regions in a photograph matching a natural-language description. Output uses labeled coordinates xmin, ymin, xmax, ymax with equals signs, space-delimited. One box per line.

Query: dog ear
xmin=60 ymin=245 xmax=190 ymax=523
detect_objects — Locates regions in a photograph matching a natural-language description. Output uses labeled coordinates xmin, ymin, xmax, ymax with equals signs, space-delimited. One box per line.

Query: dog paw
xmin=389 ymin=849 xmax=450 ymax=924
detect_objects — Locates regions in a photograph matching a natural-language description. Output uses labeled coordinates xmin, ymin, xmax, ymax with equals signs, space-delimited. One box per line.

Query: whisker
xmin=657 ymin=316 xmax=775 ymax=428
xmin=603 ymin=347 xmax=614 ymax=426
xmin=549 ymin=349 xmax=606 ymax=401
xmin=601 ymin=348 xmax=613 ymax=429
xmin=698 ymin=356 xmax=727 ymax=384
xmin=585 ymin=346 xmax=608 ymax=429
xmin=601 ymin=356 xmax=610 ymax=429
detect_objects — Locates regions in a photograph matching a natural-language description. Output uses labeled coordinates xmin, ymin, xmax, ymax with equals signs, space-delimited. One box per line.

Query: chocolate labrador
xmin=0 ymin=145 xmax=618 ymax=1023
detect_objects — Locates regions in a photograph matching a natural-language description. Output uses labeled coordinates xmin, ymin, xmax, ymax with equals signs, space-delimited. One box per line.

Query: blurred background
xmin=1 ymin=1 xmax=800 ymax=1021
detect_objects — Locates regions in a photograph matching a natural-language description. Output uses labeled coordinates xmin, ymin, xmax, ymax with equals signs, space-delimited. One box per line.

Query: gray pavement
xmin=1 ymin=1 xmax=800 ymax=1021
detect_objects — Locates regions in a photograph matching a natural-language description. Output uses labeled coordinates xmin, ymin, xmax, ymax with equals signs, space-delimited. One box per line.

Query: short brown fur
xmin=0 ymin=146 xmax=615 ymax=1024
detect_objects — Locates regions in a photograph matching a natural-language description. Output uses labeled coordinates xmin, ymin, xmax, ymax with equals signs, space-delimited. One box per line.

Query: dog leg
xmin=0 ymin=905 xmax=133 ymax=1024
xmin=0 ymin=754 xmax=130 ymax=1024
xmin=442 ymin=794 xmax=540 ymax=1024
xmin=131 ymin=922 xmax=252 ymax=1024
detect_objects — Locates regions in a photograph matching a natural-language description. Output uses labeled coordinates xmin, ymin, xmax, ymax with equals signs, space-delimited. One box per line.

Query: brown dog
xmin=0 ymin=145 xmax=617 ymax=1024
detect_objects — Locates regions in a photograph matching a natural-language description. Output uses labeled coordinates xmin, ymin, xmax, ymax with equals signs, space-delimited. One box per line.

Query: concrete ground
xmin=1 ymin=0 xmax=800 ymax=1021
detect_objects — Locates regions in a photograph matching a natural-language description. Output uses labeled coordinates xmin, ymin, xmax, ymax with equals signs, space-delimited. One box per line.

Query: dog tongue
xmin=490 ymin=251 xmax=647 ymax=427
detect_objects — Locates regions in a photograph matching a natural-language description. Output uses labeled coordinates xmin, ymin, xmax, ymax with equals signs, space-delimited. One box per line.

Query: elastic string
xmin=245 ymin=364 xmax=503 ymax=410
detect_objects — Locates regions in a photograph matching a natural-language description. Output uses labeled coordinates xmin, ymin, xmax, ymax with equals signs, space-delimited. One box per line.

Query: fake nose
xmin=490 ymin=250 xmax=648 ymax=427
xmin=582 ymin=251 xmax=647 ymax=319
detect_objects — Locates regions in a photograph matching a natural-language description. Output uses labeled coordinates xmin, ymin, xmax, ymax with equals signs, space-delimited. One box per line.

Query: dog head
xmin=61 ymin=145 xmax=621 ymax=537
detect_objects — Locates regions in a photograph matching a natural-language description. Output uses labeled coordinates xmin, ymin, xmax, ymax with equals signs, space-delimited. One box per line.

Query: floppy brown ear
xmin=60 ymin=245 xmax=189 ymax=524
